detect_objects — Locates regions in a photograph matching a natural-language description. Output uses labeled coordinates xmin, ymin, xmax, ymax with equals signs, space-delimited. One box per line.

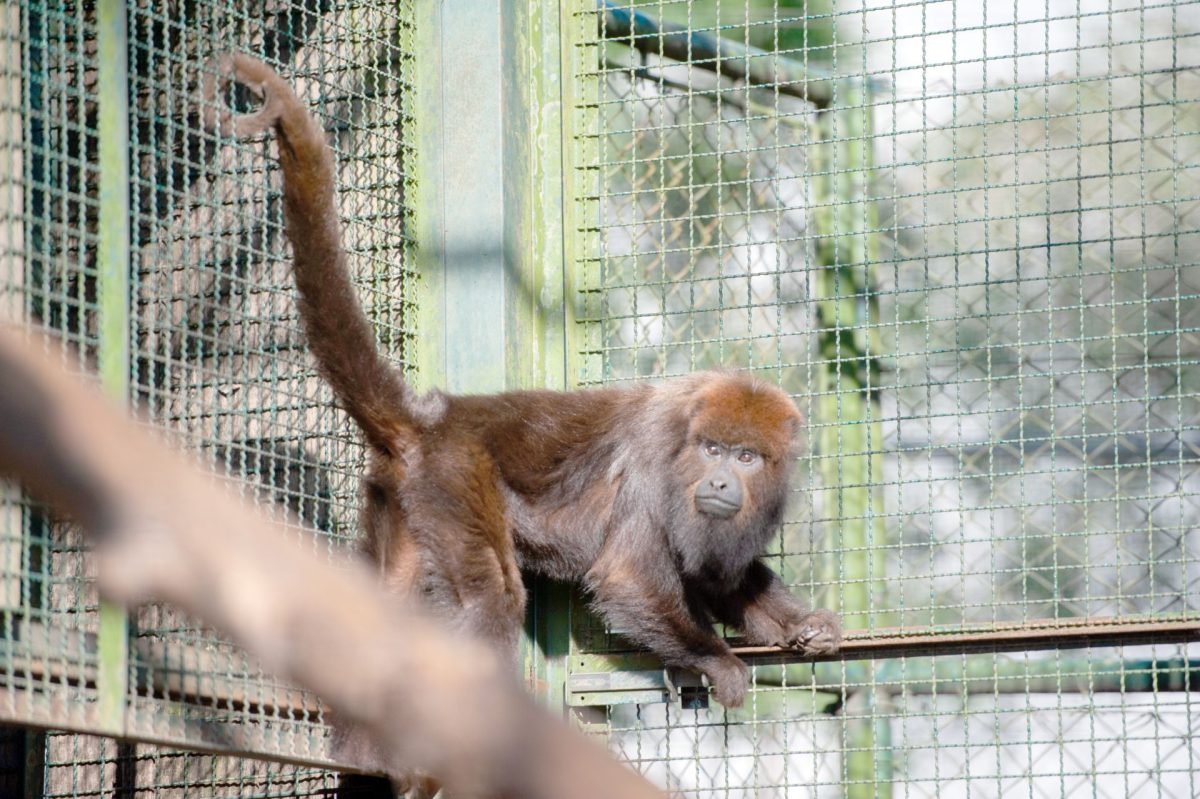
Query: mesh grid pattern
xmin=586 ymin=647 xmax=1200 ymax=796
xmin=41 ymin=733 xmax=338 ymax=799
xmin=0 ymin=0 xmax=104 ymax=734
xmin=568 ymin=0 xmax=1199 ymax=794
xmin=1 ymin=0 xmax=1199 ymax=795
xmin=124 ymin=0 xmax=415 ymax=762
xmin=1 ymin=0 xmax=415 ymax=793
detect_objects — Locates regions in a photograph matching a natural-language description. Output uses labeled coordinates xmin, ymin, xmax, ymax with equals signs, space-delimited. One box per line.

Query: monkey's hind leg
xmin=405 ymin=447 xmax=528 ymax=661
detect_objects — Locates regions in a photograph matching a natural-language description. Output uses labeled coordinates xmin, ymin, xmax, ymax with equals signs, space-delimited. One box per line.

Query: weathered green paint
xmin=560 ymin=0 xmax=600 ymax=387
xmin=504 ymin=0 xmax=573 ymax=713
xmin=410 ymin=0 xmax=446 ymax=391
xmin=418 ymin=0 xmax=568 ymax=395
xmin=811 ymin=81 xmax=890 ymax=799
xmin=95 ymin=0 xmax=130 ymax=738
xmin=502 ymin=0 xmax=568 ymax=392
xmin=554 ymin=0 xmax=611 ymax=720
xmin=411 ymin=0 xmax=507 ymax=393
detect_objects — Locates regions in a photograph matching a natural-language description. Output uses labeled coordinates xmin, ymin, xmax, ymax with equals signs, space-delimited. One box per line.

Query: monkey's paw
xmin=700 ymin=654 xmax=750 ymax=708
xmin=784 ymin=609 xmax=842 ymax=655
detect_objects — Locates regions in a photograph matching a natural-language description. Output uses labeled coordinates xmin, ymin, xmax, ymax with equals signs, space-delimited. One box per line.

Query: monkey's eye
xmin=703 ymin=442 xmax=722 ymax=458
xmin=737 ymin=450 xmax=759 ymax=465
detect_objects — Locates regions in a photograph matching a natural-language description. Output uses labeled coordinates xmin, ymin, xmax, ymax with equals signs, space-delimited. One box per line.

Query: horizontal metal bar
xmin=0 ymin=694 xmax=355 ymax=775
xmin=597 ymin=1 xmax=835 ymax=108
xmin=569 ymin=656 xmax=1200 ymax=707
xmin=568 ymin=616 xmax=1200 ymax=704
xmin=755 ymin=656 xmax=1200 ymax=694
xmin=732 ymin=616 xmax=1200 ymax=665
xmin=0 ymin=619 xmax=350 ymax=769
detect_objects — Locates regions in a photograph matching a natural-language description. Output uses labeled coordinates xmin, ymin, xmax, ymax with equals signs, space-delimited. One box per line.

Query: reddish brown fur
xmin=207 ymin=54 xmax=840 ymax=795
xmin=689 ymin=374 xmax=802 ymax=461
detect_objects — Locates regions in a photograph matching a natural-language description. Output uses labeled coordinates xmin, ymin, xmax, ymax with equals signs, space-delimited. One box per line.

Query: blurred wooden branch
xmin=0 ymin=326 xmax=665 ymax=799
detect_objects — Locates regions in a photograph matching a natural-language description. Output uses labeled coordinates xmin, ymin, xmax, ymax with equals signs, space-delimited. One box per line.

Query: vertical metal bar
xmin=812 ymin=80 xmax=891 ymax=798
xmin=95 ymin=0 xmax=130 ymax=738
xmin=503 ymin=0 xmax=572 ymax=709
xmin=553 ymin=0 xmax=602 ymax=712
xmin=561 ymin=1 xmax=598 ymax=388
xmin=502 ymin=0 xmax=567 ymax=392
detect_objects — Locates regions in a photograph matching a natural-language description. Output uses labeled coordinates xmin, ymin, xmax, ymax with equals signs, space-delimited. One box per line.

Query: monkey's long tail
xmin=203 ymin=54 xmax=414 ymax=456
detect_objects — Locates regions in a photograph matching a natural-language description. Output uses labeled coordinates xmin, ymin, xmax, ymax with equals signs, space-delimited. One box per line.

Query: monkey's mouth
xmin=695 ymin=496 xmax=741 ymax=519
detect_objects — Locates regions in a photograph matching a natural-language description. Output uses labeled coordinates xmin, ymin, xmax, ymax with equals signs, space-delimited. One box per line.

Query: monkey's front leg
xmin=588 ymin=565 xmax=751 ymax=708
xmin=711 ymin=560 xmax=842 ymax=655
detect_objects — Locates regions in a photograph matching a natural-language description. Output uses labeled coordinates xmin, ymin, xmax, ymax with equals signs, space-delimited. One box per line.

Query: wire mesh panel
xmin=0 ymin=0 xmax=416 ymax=791
xmin=596 ymin=648 xmax=1198 ymax=796
xmin=566 ymin=0 xmax=1199 ymax=794
xmin=0 ymin=0 xmax=106 ymax=734
xmin=124 ymin=0 xmax=415 ymax=761
xmin=41 ymin=733 xmax=337 ymax=799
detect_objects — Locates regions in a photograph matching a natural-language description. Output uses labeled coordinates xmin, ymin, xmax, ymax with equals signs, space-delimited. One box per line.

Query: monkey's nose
xmin=710 ymin=478 xmax=727 ymax=490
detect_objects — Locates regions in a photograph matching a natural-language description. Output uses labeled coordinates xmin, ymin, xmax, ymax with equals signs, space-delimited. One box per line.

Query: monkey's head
xmin=672 ymin=373 xmax=802 ymax=577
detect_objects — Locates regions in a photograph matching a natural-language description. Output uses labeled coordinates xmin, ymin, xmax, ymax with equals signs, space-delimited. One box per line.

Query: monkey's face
xmin=676 ymin=420 xmax=795 ymax=581
xmin=693 ymin=440 xmax=763 ymax=519
xmin=676 ymin=374 xmax=802 ymax=552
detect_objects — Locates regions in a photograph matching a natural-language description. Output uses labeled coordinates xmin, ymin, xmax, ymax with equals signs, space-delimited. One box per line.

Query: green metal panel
xmin=502 ymin=0 xmax=569 ymax=393
xmin=412 ymin=0 xmax=447 ymax=392
xmin=431 ymin=0 xmax=506 ymax=394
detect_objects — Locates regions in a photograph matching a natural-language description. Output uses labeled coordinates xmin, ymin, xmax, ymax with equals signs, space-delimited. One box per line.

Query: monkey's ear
xmin=782 ymin=409 xmax=806 ymax=457
xmin=788 ymin=408 xmax=805 ymax=437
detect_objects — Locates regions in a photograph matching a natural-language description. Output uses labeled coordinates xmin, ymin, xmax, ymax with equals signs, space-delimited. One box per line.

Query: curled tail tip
xmin=201 ymin=51 xmax=293 ymax=139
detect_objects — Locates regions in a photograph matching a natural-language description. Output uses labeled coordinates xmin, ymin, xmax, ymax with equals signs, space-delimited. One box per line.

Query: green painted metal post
xmin=502 ymin=0 xmax=573 ymax=710
xmin=95 ymin=0 xmax=130 ymax=738
xmin=812 ymin=81 xmax=892 ymax=798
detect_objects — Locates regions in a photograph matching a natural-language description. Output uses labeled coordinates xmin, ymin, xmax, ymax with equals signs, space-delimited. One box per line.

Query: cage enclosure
xmin=0 ymin=0 xmax=1197 ymax=797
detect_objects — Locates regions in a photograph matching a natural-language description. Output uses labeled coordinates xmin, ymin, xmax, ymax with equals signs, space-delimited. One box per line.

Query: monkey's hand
xmin=781 ymin=608 xmax=842 ymax=655
xmin=697 ymin=654 xmax=750 ymax=708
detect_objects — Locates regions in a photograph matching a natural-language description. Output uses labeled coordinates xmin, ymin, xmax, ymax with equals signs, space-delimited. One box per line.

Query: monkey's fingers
xmin=698 ymin=654 xmax=750 ymax=708
xmin=787 ymin=609 xmax=842 ymax=655
xmin=200 ymin=52 xmax=296 ymax=138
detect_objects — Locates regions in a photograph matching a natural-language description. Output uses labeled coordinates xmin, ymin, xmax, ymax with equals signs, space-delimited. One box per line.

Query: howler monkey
xmin=203 ymin=54 xmax=841 ymax=711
